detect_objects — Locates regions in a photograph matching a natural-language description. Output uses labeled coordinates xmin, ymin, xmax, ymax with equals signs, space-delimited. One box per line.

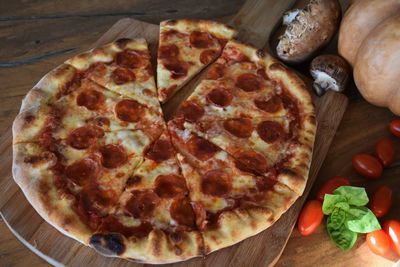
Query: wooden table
xmin=0 ymin=1 xmax=398 ymax=266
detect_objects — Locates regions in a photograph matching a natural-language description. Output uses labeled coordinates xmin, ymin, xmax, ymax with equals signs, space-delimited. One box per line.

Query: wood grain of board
xmin=1 ymin=0 xmax=349 ymax=266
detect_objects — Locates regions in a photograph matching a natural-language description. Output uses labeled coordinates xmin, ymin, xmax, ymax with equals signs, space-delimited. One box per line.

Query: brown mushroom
xmin=310 ymin=54 xmax=350 ymax=96
xmin=276 ymin=0 xmax=342 ymax=64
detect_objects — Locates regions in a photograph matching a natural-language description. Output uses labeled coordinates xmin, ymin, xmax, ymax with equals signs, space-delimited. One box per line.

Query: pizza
xmin=157 ymin=19 xmax=237 ymax=103
xmin=12 ymin=19 xmax=316 ymax=264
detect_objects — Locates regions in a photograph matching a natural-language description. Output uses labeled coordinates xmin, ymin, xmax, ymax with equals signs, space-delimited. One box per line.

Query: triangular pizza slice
xmin=156 ymin=19 xmax=236 ymax=103
xmin=168 ymin=119 xmax=298 ymax=253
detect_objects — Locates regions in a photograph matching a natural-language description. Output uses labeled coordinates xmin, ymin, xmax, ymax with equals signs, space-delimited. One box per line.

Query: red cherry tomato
xmin=370 ymin=186 xmax=392 ymax=218
xmin=383 ymin=220 xmax=400 ymax=256
xmin=375 ymin=137 xmax=394 ymax=167
xmin=366 ymin=230 xmax=391 ymax=256
xmin=298 ymin=200 xmax=324 ymax=236
xmin=389 ymin=119 xmax=400 ymax=138
xmin=316 ymin=176 xmax=351 ymax=202
xmin=352 ymin=153 xmax=383 ymax=179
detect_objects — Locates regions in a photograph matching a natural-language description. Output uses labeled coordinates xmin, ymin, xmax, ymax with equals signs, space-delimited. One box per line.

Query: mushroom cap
xmin=277 ymin=0 xmax=342 ymax=64
xmin=310 ymin=54 xmax=350 ymax=95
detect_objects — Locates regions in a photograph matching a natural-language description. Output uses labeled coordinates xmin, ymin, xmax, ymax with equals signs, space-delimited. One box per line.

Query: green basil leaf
xmin=346 ymin=206 xmax=368 ymax=219
xmin=334 ymin=202 xmax=350 ymax=211
xmin=329 ymin=208 xmax=347 ymax=230
xmin=333 ymin=186 xmax=369 ymax=206
xmin=327 ymin=216 xmax=358 ymax=250
xmin=345 ymin=208 xmax=381 ymax=233
xmin=322 ymin=194 xmax=347 ymax=215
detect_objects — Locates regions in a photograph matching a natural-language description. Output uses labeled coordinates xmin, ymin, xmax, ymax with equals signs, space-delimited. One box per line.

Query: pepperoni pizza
xmin=12 ymin=19 xmax=316 ymax=264
xmin=157 ymin=19 xmax=236 ymax=103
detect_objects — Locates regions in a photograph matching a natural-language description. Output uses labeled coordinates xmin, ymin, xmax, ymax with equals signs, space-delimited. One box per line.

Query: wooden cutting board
xmin=0 ymin=0 xmax=348 ymax=266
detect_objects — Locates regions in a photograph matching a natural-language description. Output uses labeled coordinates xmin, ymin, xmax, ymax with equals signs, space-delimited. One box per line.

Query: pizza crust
xmin=90 ymin=229 xmax=204 ymax=264
xmin=12 ymin=143 xmax=93 ymax=245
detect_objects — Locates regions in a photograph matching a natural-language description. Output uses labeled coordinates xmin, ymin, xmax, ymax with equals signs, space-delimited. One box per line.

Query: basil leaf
xmin=346 ymin=206 xmax=368 ymax=219
xmin=327 ymin=216 xmax=358 ymax=250
xmin=322 ymin=194 xmax=347 ymax=215
xmin=329 ymin=208 xmax=346 ymax=230
xmin=334 ymin=202 xmax=350 ymax=211
xmin=345 ymin=208 xmax=381 ymax=233
xmin=333 ymin=186 xmax=369 ymax=206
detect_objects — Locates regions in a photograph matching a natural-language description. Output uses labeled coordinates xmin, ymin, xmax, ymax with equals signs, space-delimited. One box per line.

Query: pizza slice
xmin=174 ymin=40 xmax=314 ymax=122
xmin=13 ymin=76 xmax=164 ymax=144
xmin=167 ymin=119 xmax=298 ymax=253
xmin=157 ymin=19 xmax=237 ymax=103
xmin=181 ymin=115 xmax=316 ymax=195
xmin=90 ymin=130 xmax=204 ymax=263
xmin=12 ymin=127 xmax=153 ymax=244
xmin=65 ymin=38 xmax=161 ymax=112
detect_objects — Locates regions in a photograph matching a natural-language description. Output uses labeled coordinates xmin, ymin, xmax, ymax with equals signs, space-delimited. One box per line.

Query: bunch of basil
xmin=322 ymin=186 xmax=381 ymax=250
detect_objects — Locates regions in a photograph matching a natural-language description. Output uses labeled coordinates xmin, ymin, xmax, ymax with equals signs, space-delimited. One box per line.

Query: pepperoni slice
xmin=223 ymin=118 xmax=253 ymax=138
xmin=145 ymin=139 xmax=175 ymax=162
xmin=282 ymin=94 xmax=300 ymax=115
xmin=223 ymin=48 xmax=250 ymax=64
xmin=256 ymin=177 xmax=276 ymax=191
xmin=206 ymin=87 xmax=233 ymax=107
xmin=201 ymin=169 xmax=232 ymax=196
xmin=235 ymin=73 xmax=262 ymax=92
xmin=206 ymin=63 xmax=225 ymax=80
xmin=67 ymin=126 xmax=104 ymax=149
xmin=176 ymin=101 xmax=205 ymax=122
xmin=115 ymin=99 xmax=144 ymax=123
xmin=235 ymin=150 xmax=268 ymax=174
xmin=111 ymin=67 xmax=136 ymax=85
xmin=125 ymin=190 xmax=159 ymax=219
xmin=77 ymin=89 xmax=105 ymax=111
xmin=257 ymin=67 xmax=269 ymax=80
xmin=158 ymin=44 xmax=179 ymax=59
xmin=187 ymin=136 xmax=219 ymax=161
xmin=164 ymin=60 xmax=188 ymax=79
xmin=257 ymin=121 xmax=286 ymax=143
xmin=161 ymin=29 xmax=187 ymax=41
xmin=100 ymin=144 xmax=128 ymax=168
xmin=190 ymin=31 xmax=215 ymax=48
xmin=99 ymin=215 xmax=152 ymax=238
xmin=116 ymin=50 xmax=146 ymax=69
xmin=200 ymin=49 xmax=218 ymax=64
xmin=65 ymin=158 xmax=100 ymax=185
xmin=154 ymin=174 xmax=188 ymax=198
xmin=170 ymin=198 xmax=196 ymax=228
xmin=254 ymin=95 xmax=282 ymax=113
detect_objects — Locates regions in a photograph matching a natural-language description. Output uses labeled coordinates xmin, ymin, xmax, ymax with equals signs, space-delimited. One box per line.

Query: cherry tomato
xmin=370 ymin=186 xmax=392 ymax=218
xmin=352 ymin=153 xmax=383 ymax=179
xmin=298 ymin=200 xmax=324 ymax=236
xmin=316 ymin=176 xmax=351 ymax=202
xmin=383 ymin=220 xmax=400 ymax=256
xmin=389 ymin=119 xmax=400 ymax=138
xmin=366 ymin=230 xmax=391 ymax=256
xmin=375 ymin=137 xmax=394 ymax=167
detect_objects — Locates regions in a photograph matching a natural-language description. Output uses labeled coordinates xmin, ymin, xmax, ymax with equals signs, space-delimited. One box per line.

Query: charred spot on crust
xmin=256 ymin=49 xmax=265 ymax=58
xmin=90 ymin=233 xmax=125 ymax=256
xmin=115 ymin=38 xmax=132 ymax=49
